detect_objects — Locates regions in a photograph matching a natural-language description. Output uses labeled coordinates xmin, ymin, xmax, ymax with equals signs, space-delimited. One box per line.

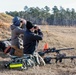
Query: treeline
xmin=6 ymin=6 xmax=76 ymax=26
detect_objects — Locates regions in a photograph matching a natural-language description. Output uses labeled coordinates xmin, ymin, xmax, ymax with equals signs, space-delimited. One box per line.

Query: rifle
xmin=44 ymin=53 xmax=76 ymax=64
xmin=38 ymin=47 xmax=74 ymax=56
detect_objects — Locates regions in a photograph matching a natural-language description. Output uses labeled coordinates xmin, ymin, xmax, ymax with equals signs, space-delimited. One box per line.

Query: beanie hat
xmin=26 ymin=21 xmax=34 ymax=29
xmin=13 ymin=16 xmax=20 ymax=26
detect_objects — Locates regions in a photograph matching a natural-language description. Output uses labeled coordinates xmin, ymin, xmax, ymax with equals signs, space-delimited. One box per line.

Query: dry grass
xmin=0 ymin=25 xmax=76 ymax=75
xmin=0 ymin=13 xmax=12 ymax=28
xmin=39 ymin=26 xmax=76 ymax=48
xmin=0 ymin=13 xmax=12 ymax=40
xmin=0 ymin=13 xmax=12 ymax=23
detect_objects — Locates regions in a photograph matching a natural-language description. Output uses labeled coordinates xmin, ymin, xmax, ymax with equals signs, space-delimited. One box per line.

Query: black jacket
xmin=23 ymin=29 xmax=43 ymax=54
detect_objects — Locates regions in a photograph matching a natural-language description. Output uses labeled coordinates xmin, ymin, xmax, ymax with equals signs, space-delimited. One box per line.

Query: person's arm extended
xmin=16 ymin=27 xmax=25 ymax=34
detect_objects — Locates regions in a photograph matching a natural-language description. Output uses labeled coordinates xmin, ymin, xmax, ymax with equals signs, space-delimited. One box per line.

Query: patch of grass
xmin=0 ymin=13 xmax=13 ymax=23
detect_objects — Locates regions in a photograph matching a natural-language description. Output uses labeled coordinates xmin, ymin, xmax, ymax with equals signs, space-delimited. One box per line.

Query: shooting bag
xmin=11 ymin=46 xmax=23 ymax=57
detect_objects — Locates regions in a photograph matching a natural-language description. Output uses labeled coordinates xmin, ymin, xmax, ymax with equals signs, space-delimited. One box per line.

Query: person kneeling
xmin=23 ymin=21 xmax=43 ymax=54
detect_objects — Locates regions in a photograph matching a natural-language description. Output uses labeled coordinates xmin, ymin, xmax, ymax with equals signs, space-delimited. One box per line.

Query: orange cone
xmin=43 ymin=43 xmax=48 ymax=51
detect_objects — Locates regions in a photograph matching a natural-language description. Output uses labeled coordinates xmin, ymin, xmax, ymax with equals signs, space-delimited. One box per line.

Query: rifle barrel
xmin=47 ymin=56 xmax=76 ymax=60
xmin=56 ymin=48 xmax=74 ymax=51
xmin=62 ymin=56 xmax=76 ymax=59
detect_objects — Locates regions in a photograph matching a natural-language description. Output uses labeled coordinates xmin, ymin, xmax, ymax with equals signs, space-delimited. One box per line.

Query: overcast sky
xmin=0 ymin=0 xmax=76 ymax=12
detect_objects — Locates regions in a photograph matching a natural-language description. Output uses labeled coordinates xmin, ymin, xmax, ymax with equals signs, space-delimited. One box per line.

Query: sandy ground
xmin=0 ymin=25 xmax=76 ymax=75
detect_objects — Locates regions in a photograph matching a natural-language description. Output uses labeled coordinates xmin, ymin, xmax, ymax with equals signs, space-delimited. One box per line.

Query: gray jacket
xmin=10 ymin=25 xmax=25 ymax=48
